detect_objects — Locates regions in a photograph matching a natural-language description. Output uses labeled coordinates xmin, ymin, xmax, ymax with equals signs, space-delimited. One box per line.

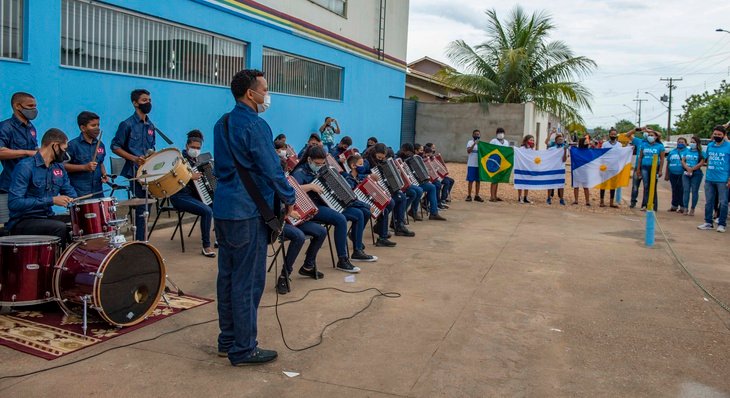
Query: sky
xmin=407 ymin=0 xmax=730 ymax=130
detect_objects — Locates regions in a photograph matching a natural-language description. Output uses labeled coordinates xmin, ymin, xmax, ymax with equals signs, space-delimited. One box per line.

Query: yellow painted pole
xmin=647 ymin=154 xmax=658 ymax=211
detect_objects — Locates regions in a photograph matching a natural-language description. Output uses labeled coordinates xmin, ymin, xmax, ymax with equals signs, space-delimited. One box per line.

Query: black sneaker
xmin=351 ymin=250 xmax=378 ymax=262
xmin=395 ymin=225 xmax=415 ymax=237
xmin=375 ymin=237 xmax=397 ymax=247
xmin=336 ymin=258 xmax=361 ymax=273
xmin=440 ymin=202 xmax=450 ymax=209
xmin=408 ymin=210 xmax=423 ymax=221
xmin=465 ymin=195 xmax=472 ymax=202
xmin=232 ymin=347 xmax=278 ymax=366
xmin=437 ymin=204 xmax=446 ymax=210
xmin=276 ymin=275 xmax=290 ymax=295
xmin=474 ymin=196 xmax=484 ymax=202
xmin=298 ymin=266 xmax=324 ymax=279
xmin=429 ymin=213 xmax=447 ymax=221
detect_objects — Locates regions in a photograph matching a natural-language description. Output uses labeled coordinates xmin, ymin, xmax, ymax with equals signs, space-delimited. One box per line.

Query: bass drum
xmin=53 ymin=238 xmax=166 ymax=327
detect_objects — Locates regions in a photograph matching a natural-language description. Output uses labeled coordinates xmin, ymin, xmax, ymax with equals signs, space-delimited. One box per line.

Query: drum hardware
xmin=82 ymin=295 xmax=89 ymax=335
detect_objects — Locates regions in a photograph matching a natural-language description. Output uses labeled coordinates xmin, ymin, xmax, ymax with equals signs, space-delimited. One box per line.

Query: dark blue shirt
xmin=292 ymin=164 xmax=323 ymax=206
xmin=0 ymin=115 xmax=38 ymax=191
xmin=212 ymin=102 xmax=295 ymax=220
xmin=110 ymin=113 xmax=156 ymax=178
xmin=66 ymin=133 xmax=106 ymax=197
xmin=341 ymin=171 xmax=365 ymax=189
xmin=7 ymin=152 xmax=77 ymax=231
xmin=329 ymin=146 xmax=345 ymax=158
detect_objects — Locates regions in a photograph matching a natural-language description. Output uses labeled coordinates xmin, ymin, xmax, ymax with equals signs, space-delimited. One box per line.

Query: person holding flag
xmin=488 ymin=128 xmax=510 ymax=202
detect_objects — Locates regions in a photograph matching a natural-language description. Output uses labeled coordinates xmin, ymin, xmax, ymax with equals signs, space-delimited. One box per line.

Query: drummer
xmin=169 ymin=130 xmax=215 ymax=257
xmin=64 ymin=111 xmax=108 ymax=198
xmin=7 ymin=128 xmax=77 ymax=247
xmin=110 ymin=89 xmax=155 ymax=241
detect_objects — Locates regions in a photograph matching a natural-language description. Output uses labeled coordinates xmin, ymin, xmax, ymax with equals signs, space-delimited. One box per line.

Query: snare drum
xmin=69 ymin=197 xmax=120 ymax=240
xmin=0 ymin=235 xmax=60 ymax=306
xmin=53 ymin=238 xmax=166 ymax=327
xmin=137 ymin=148 xmax=192 ymax=198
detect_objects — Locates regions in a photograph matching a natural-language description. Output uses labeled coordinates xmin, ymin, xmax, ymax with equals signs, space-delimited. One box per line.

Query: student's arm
xmin=657 ymin=151 xmax=665 ymax=178
xmin=111 ymin=121 xmax=143 ymax=165
xmin=332 ymin=119 xmax=341 ymax=134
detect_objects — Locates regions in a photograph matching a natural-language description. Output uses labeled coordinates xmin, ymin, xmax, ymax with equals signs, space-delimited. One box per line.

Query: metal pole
xmin=661 ymin=77 xmax=682 ymax=142
xmin=645 ymin=154 xmax=658 ymax=247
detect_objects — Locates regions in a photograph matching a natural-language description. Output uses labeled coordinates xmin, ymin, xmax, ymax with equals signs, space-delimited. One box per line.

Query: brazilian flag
xmin=478 ymin=142 xmax=514 ymax=183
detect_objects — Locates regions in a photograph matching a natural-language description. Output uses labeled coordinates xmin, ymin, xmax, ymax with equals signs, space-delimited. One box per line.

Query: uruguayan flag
xmin=570 ymin=146 xmax=633 ymax=189
xmin=513 ymin=148 xmax=566 ymax=190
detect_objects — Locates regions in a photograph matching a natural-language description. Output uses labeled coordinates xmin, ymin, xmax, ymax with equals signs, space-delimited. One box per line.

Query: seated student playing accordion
xmin=397 ymin=143 xmax=446 ymax=221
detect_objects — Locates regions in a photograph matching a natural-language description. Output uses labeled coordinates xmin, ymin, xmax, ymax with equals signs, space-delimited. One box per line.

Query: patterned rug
xmin=0 ymin=294 xmax=212 ymax=360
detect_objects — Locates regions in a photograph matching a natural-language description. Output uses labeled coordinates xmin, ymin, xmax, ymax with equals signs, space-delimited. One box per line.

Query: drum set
xmin=0 ymin=148 xmax=194 ymax=334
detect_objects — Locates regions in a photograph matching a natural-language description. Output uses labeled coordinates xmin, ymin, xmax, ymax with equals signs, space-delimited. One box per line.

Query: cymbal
xmin=129 ymin=173 xmax=165 ymax=181
xmin=117 ymin=198 xmax=151 ymax=207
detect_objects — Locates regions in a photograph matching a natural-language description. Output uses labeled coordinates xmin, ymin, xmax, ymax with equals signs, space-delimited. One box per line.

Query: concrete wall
xmin=415 ymin=103 xmax=529 ymax=162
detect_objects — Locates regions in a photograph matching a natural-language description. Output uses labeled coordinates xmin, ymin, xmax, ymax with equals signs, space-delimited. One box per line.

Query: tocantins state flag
xmin=478 ymin=142 xmax=514 ymax=183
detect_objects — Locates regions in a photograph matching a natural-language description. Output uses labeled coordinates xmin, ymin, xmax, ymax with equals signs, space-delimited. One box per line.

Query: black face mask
xmin=609 ymin=136 xmax=617 ymax=141
xmin=52 ymin=144 xmax=66 ymax=164
xmin=714 ymin=136 xmax=725 ymax=143
xmin=138 ymin=102 xmax=152 ymax=114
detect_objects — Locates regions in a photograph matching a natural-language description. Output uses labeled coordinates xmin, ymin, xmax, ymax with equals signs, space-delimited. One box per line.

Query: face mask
xmin=556 ymin=141 xmax=564 ymax=147
xmin=138 ymin=102 xmax=152 ymax=114
xmin=643 ymin=132 xmax=649 ymax=139
xmin=496 ymin=133 xmax=505 ymax=140
xmin=250 ymin=90 xmax=271 ymax=113
xmin=356 ymin=165 xmax=367 ymax=174
xmin=309 ymin=161 xmax=323 ymax=173
xmin=473 ymin=136 xmax=480 ymax=140
xmin=713 ymin=136 xmax=724 ymax=143
xmin=187 ymin=148 xmax=200 ymax=158
xmin=690 ymin=143 xmax=697 ymax=149
xmin=527 ymin=141 xmax=535 ymax=148
xmin=278 ymin=150 xmax=287 ymax=158
xmin=549 ymin=139 xmax=555 ymax=146
xmin=52 ymin=144 xmax=66 ymax=164
xmin=677 ymin=143 xmax=686 ymax=150
xmin=646 ymin=136 xmax=656 ymax=143
xmin=609 ymin=136 xmax=617 ymax=141
xmin=20 ymin=107 xmax=38 ymax=121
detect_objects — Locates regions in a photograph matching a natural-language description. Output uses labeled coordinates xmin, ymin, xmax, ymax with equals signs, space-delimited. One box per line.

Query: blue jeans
xmin=705 ymin=181 xmax=729 ymax=227
xmin=417 ymin=182 xmax=439 ymax=215
xmin=668 ymin=173 xmax=683 ymax=208
xmin=630 ymin=172 xmax=643 ymax=207
xmin=215 ymin=217 xmax=267 ymax=364
xmin=406 ymin=186 xmax=423 ymax=214
xmin=131 ymin=181 xmax=150 ymax=241
xmin=378 ymin=200 xmax=395 ymax=237
xmin=170 ymin=191 xmax=213 ymax=247
xmin=312 ymin=206 xmax=348 ymax=258
xmin=640 ymin=166 xmax=658 ymax=209
xmin=682 ymin=171 xmax=703 ymax=210
xmin=344 ymin=201 xmax=370 ymax=251
xmin=440 ymin=177 xmax=454 ymax=201
xmin=392 ymin=191 xmax=407 ymax=225
xmin=281 ymin=221 xmax=326 ymax=275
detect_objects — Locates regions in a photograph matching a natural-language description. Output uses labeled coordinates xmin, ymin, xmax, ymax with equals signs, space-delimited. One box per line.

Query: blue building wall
xmin=0 ymin=0 xmax=405 ymax=163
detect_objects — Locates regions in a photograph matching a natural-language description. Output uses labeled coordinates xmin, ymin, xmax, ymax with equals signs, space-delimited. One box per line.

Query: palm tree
xmin=439 ymin=6 xmax=596 ymax=123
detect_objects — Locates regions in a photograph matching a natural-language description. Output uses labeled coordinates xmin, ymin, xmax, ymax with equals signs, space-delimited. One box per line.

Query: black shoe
xmin=395 ymin=225 xmax=415 ymax=237
xmin=429 ymin=213 xmax=447 ymax=221
xmin=375 ymin=237 xmax=397 ymax=247
xmin=440 ymin=202 xmax=450 ymax=209
xmin=336 ymin=258 xmax=361 ymax=273
xmin=351 ymin=250 xmax=378 ymax=262
xmin=465 ymin=195 xmax=472 ymax=202
xmin=474 ymin=196 xmax=484 ymax=202
xmin=408 ymin=210 xmax=423 ymax=221
xmin=523 ymin=198 xmax=532 ymax=204
xmin=298 ymin=266 xmax=324 ymax=279
xmin=276 ymin=275 xmax=290 ymax=295
xmin=232 ymin=348 xmax=278 ymax=366
xmin=214 ymin=240 xmax=219 ymax=249
xmin=437 ymin=204 xmax=446 ymax=210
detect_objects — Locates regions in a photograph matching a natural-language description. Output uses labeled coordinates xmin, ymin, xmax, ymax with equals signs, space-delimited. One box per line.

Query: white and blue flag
xmin=513 ymin=147 xmax=566 ymax=190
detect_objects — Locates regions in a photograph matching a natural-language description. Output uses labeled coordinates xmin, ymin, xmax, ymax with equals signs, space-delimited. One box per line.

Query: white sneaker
xmin=697 ymin=223 xmax=714 ymax=230
xmin=718 ymin=226 xmax=726 ymax=233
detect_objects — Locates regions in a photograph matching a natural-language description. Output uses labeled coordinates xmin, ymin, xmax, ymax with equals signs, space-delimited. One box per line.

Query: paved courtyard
xmin=1 ymin=170 xmax=729 ymax=397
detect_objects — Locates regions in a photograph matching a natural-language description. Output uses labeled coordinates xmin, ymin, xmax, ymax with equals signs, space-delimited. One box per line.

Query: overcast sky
xmin=407 ymin=0 xmax=730 ymax=131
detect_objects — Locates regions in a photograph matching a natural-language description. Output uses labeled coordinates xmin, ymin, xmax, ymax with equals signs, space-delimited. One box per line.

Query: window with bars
xmin=0 ymin=0 xmax=23 ymax=60
xmin=309 ymin=0 xmax=347 ymax=17
xmin=263 ymin=48 xmax=343 ymax=101
xmin=60 ymin=0 xmax=246 ymax=86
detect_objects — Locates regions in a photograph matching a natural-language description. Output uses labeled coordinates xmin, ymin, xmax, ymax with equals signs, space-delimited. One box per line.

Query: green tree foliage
xmin=615 ymin=119 xmax=635 ymax=134
xmin=645 ymin=124 xmax=665 ymax=134
xmin=675 ymin=80 xmax=730 ymax=138
xmin=592 ymin=126 xmax=607 ymax=138
xmin=439 ymin=6 xmax=596 ymax=124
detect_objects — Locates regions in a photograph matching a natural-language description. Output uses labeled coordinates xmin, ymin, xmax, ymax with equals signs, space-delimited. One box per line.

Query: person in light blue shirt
xmin=697 ymin=125 xmax=730 ymax=232
xmin=636 ymin=129 xmax=665 ymax=210
xmin=664 ymin=137 xmax=687 ymax=212
xmin=681 ymin=136 xmax=705 ymax=216
xmin=628 ymin=127 xmax=647 ymax=208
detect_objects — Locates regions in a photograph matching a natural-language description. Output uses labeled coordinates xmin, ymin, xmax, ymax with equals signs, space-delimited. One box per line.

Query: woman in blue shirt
xmin=680 ymin=136 xmax=704 ymax=216
xmin=664 ymin=137 xmax=687 ymax=212
xmin=636 ymin=129 xmax=665 ymax=210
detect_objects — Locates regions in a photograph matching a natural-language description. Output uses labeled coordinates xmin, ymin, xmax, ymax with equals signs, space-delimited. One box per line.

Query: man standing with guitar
xmin=213 ymin=70 xmax=295 ymax=366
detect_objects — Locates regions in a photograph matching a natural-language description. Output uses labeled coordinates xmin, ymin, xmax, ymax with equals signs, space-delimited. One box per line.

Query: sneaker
xmin=408 ymin=210 xmax=423 ymax=221
xmin=298 ymin=266 xmax=324 ymax=279
xmin=217 ymin=351 xmax=228 ymax=358
xmin=336 ymin=258 xmax=361 ymax=273
xmin=474 ymin=196 xmax=484 ymax=202
xmin=202 ymin=248 xmax=216 ymax=258
xmin=276 ymin=275 xmax=290 ymax=295
xmin=495 ymin=197 xmax=503 ymax=202
xmin=523 ymin=198 xmax=532 ymax=204
xmin=718 ymin=225 xmax=726 ymax=233
xmin=668 ymin=207 xmax=677 ymax=212
xmin=640 ymin=207 xmax=646 ymax=211
xmin=689 ymin=209 xmax=695 ymax=216
xmin=546 ymin=197 xmax=552 ymax=205
xmin=465 ymin=196 xmax=472 ymax=202
xmin=437 ymin=204 xmax=447 ymax=210
xmin=375 ymin=237 xmax=397 ymax=247
xmin=559 ymin=199 xmax=566 ymax=206
xmin=429 ymin=213 xmax=447 ymax=221
xmin=395 ymin=225 xmax=415 ymax=237
xmin=697 ymin=223 xmax=714 ymax=230
xmin=232 ymin=348 xmax=278 ymax=366
xmin=351 ymin=250 xmax=378 ymax=262
xmin=518 ymin=198 xmax=524 ymax=204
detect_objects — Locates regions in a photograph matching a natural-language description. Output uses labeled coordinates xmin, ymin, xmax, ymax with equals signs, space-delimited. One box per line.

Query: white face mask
xmin=187 ymin=148 xmax=200 ymax=158
xmin=497 ymin=133 xmax=505 ymax=140
xmin=279 ymin=150 xmax=287 ymax=158
xmin=251 ymin=90 xmax=271 ymax=113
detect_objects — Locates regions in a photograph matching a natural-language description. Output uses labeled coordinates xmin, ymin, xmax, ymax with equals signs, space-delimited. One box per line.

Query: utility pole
xmin=633 ymin=93 xmax=648 ymax=126
xmin=660 ymin=77 xmax=682 ymax=142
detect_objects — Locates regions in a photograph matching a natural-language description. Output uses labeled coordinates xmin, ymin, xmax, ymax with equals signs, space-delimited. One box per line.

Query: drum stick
xmin=91 ymin=130 xmax=103 ymax=164
xmin=70 ymin=191 xmax=105 ymax=202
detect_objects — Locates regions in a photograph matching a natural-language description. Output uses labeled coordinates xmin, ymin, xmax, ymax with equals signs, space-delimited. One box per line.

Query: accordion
xmin=373 ymin=158 xmax=404 ymax=194
xmin=354 ymin=176 xmax=392 ymax=219
xmin=325 ymin=154 xmax=343 ymax=172
xmin=423 ymin=157 xmax=441 ymax=182
xmin=312 ymin=166 xmax=357 ymax=213
xmin=192 ymin=160 xmax=217 ymax=205
xmin=435 ymin=154 xmax=449 ymax=178
xmin=395 ymin=158 xmax=418 ymax=190
xmin=285 ymin=175 xmax=318 ymax=226
xmin=405 ymin=155 xmax=431 ymax=184
xmin=338 ymin=148 xmax=359 ymax=173
xmin=284 ymin=145 xmax=299 ymax=172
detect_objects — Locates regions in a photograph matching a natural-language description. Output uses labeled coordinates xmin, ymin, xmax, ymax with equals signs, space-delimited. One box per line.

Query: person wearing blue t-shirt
xmin=697 ymin=125 xmax=730 ymax=232
xmin=664 ymin=137 xmax=687 ymax=212
xmin=681 ymin=136 xmax=705 ymax=216
xmin=636 ymin=129 xmax=665 ymax=210
xmin=628 ymin=127 xmax=647 ymax=208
